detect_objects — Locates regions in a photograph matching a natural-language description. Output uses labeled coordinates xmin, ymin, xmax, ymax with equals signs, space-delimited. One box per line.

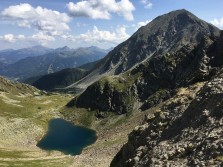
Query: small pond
xmin=37 ymin=118 xmax=97 ymax=155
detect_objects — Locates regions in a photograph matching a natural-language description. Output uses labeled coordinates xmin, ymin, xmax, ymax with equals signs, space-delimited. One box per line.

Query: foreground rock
xmin=111 ymin=71 xmax=223 ymax=166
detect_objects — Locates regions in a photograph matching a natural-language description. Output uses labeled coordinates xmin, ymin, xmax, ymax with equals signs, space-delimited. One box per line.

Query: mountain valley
xmin=0 ymin=9 xmax=222 ymax=167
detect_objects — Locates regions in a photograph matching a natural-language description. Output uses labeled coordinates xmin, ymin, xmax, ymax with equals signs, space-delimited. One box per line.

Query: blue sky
xmin=0 ymin=0 xmax=223 ymax=50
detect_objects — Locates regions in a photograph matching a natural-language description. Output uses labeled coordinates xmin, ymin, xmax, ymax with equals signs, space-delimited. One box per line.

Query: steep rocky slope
xmin=68 ymin=10 xmax=222 ymax=115
xmin=111 ymin=70 xmax=223 ymax=167
xmin=68 ymin=9 xmax=220 ymax=90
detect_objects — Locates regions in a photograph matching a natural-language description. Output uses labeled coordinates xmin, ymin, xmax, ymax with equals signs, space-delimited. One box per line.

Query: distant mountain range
xmin=0 ymin=46 xmax=53 ymax=64
xmin=0 ymin=46 xmax=109 ymax=80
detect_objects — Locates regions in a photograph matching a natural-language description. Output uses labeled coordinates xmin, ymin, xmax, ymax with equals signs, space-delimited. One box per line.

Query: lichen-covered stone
xmin=111 ymin=71 xmax=223 ymax=167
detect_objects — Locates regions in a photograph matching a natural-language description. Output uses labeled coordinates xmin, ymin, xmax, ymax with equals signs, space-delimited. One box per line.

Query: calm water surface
xmin=37 ymin=118 xmax=97 ymax=155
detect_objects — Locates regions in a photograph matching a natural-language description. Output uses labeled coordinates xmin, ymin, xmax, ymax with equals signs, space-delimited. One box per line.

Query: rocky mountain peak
xmin=101 ymin=9 xmax=220 ymax=75
xmin=68 ymin=10 xmax=223 ymax=115
xmin=55 ymin=46 xmax=71 ymax=52
xmin=67 ymin=10 xmax=221 ymax=91
xmin=132 ymin=9 xmax=219 ymax=50
xmin=134 ymin=9 xmax=217 ymax=39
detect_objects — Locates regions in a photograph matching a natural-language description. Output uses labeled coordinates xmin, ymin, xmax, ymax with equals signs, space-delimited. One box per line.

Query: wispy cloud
xmin=0 ymin=34 xmax=15 ymax=43
xmin=0 ymin=34 xmax=26 ymax=43
xmin=0 ymin=33 xmax=54 ymax=46
xmin=31 ymin=32 xmax=55 ymax=45
xmin=211 ymin=18 xmax=223 ymax=29
xmin=0 ymin=25 xmax=130 ymax=47
xmin=67 ymin=0 xmax=135 ymax=21
xmin=132 ymin=20 xmax=151 ymax=30
xmin=62 ymin=25 xmax=130 ymax=44
xmin=140 ymin=0 xmax=153 ymax=9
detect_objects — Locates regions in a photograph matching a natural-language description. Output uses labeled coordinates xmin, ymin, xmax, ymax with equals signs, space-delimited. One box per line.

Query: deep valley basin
xmin=37 ymin=118 xmax=97 ymax=155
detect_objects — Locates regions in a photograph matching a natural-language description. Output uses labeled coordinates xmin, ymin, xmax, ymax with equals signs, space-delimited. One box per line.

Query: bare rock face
xmin=102 ymin=9 xmax=220 ymax=75
xmin=67 ymin=10 xmax=222 ymax=114
xmin=110 ymin=71 xmax=223 ymax=166
xmin=68 ymin=30 xmax=223 ymax=114
xmin=68 ymin=9 xmax=220 ymax=90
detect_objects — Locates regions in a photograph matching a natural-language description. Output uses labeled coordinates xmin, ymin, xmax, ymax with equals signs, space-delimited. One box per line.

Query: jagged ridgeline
xmin=67 ymin=9 xmax=222 ymax=114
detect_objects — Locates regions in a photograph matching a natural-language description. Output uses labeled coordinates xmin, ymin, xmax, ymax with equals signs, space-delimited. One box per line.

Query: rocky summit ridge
xmin=68 ymin=9 xmax=220 ymax=90
xmin=102 ymin=9 xmax=219 ymax=74
xmin=67 ymin=9 xmax=222 ymax=114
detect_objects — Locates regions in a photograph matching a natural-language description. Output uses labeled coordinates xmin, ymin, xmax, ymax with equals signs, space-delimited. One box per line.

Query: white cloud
xmin=31 ymin=32 xmax=55 ymax=45
xmin=63 ymin=25 xmax=130 ymax=44
xmin=0 ymin=34 xmax=15 ymax=43
xmin=210 ymin=18 xmax=223 ymax=29
xmin=67 ymin=0 xmax=135 ymax=21
xmin=133 ymin=20 xmax=151 ymax=30
xmin=17 ymin=35 xmax=25 ymax=39
xmin=0 ymin=32 xmax=54 ymax=46
xmin=0 ymin=25 xmax=129 ymax=47
xmin=1 ymin=3 xmax=71 ymax=36
xmin=140 ymin=0 xmax=153 ymax=9
xmin=76 ymin=22 xmax=87 ymax=27
xmin=0 ymin=34 xmax=27 ymax=43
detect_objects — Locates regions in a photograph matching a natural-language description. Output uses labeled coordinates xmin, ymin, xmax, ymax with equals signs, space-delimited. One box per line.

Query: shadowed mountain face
xmin=67 ymin=9 xmax=220 ymax=90
xmin=67 ymin=9 xmax=222 ymax=114
xmin=0 ymin=46 xmax=108 ymax=80
xmin=32 ymin=68 xmax=88 ymax=91
xmin=24 ymin=60 xmax=99 ymax=92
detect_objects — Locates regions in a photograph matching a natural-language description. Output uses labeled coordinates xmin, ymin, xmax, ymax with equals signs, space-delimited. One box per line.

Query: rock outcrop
xmin=110 ymin=70 xmax=223 ymax=166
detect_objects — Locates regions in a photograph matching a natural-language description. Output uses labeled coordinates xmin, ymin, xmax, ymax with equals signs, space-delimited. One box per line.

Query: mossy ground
xmin=0 ymin=90 xmax=74 ymax=166
xmin=98 ymin=71 xmax=142 ymax=92
xmin=217 ymin=156 xmax=223 ymax=161
xmin=0 ymin=76 xmax=204 ymax=167
xmin=0 ymin=158 xmax=74 ymax=167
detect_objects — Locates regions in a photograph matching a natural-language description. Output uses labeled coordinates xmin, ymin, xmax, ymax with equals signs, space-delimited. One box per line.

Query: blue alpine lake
xmin=37 ymin=118 xmax=97 ymax=155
